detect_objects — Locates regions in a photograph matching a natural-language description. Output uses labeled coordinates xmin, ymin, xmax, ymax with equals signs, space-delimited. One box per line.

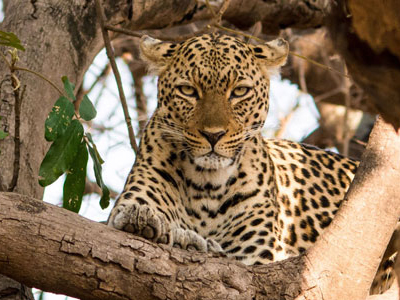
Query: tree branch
xmin=95 ymin=0 xmax=138 ymax=154
xmin=0 ymin=192 xmax=313 ymax=300
xmin=306 ymin=116 xmax=400 ymax=299
xmin=191 ymin=0 xmax=330 ymax=34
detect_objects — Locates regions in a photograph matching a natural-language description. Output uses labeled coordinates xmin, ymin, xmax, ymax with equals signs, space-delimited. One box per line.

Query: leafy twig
xmin=95 ymin=0 xmax=138 ymax=154
xmin=14 ymin=66 xmax=65 ymax=96
xmin=84 ymin=178 xmax=118 ymax=199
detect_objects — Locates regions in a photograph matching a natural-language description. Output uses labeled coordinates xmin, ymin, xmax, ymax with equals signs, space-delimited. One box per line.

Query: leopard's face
xmin=141 ymin=34 xmax=288 ymax=169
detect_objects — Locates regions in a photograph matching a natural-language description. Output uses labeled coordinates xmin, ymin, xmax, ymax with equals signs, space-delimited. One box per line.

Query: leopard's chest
xmin=178 ymin=156 xmax=274 ymax=234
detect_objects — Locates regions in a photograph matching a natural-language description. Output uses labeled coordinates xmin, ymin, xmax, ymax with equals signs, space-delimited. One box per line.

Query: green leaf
xmin=86 ymin=132 xmax=104 ymax=164
xmin=45 ymin=96 xmax=75 ymax=141
xmin=87 ymin=142 xmax=110 ymax=209
xmin=79 ymin=94 xmax=97 ymax=121
xmin=86 ymin=132 xmax=94 ymax=143
xmin=61 ymin=76 xmax=76 ymax=101
xmin=0 ymin=130 xmax=8 ymax=140
xmin=39 ymin=120 xmax=84 ymax=187
xmin=63 ymin=141 xmax=88 ymax=213
xmin=0 ymin=30 xmax=25 ymax=51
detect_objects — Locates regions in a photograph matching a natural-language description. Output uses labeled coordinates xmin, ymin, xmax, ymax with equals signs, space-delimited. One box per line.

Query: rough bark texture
xmin=1 ymin=116 xmax=400 ymax=300
xmin=192 ymin=0 xmax=331 ymax=34
xmin=305 ymin=116 xmax=400 ymax=299
xmin=327 ymin=0 xmax=400 ymax=127
xmin=0 ymin=276 xmax=33 ymax=300
xmin=0 ymin=192 xmax=311 ymax=300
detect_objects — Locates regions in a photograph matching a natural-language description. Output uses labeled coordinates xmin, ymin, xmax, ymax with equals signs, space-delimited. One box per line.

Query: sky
xmin=1 ymin=3 xmax=319 ymax=298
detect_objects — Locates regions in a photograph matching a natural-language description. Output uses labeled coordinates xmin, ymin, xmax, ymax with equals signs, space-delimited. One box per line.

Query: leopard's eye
xmin=177 ymin=85 xmax=198 ymax=98
xmin=231 ymin=86 xmax=251 ymax=98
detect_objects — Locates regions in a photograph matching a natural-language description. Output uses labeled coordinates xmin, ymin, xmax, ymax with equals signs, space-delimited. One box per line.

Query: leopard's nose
xmin=198 ymin=130 xmax=226 ymax=147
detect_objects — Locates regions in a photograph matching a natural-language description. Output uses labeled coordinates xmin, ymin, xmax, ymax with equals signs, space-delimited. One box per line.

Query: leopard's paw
xmin=108 ymin=203 xmax=170 ymax=243
xmin=206 ymin=238 xmax=223 ymax=252
xmin=171 ymin=228 xmax=222 ymax=253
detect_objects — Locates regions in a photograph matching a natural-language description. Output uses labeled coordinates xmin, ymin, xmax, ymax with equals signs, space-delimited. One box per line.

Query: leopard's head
xmin=140 ymin=33 xmax=288 ymax=169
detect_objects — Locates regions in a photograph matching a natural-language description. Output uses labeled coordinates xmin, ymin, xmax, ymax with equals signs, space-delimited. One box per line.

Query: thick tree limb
xmin=305 ymin=116 xmax=400 ymax=299
xmin=0 ymin=192 xmax=312 ymax=300
xmin=327 ymin=1 xmax=400 ymax=127
xmin=190 ymin=0 xmax=330 ymax=34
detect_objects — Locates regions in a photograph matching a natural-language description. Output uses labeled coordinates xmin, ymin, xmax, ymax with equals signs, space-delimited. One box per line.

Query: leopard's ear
xmin=250 ymin=38 xmax=289 ymax=76
xmin=140 ymin=35 xmax=177 ymax=75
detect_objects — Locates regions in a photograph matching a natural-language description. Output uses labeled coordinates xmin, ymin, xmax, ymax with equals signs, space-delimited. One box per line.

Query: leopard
xmin=107 ymin=33 xmax=396 ymax=294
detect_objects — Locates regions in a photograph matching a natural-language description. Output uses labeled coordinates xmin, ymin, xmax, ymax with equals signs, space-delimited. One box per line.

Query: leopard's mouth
xmin=193 ymin=151 xmax=234 ymax=170
xmin=204 ymin=151 xmax=229 ymax=159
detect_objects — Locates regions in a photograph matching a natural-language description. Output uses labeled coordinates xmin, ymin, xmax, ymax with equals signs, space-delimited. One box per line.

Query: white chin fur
xmin=194 ymin=153 xmax=233 ymax=169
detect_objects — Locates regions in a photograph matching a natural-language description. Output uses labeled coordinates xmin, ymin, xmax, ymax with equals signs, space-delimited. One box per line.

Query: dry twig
xmin=84 ymin=178 xmax=118 ymax=199
xmin=341 ymin=66 xmax=352 ymax=156
xmin=0 ymin=50 xmax=26 ymax=192
xmin=95 ymin=0 xmax=138 ymax=154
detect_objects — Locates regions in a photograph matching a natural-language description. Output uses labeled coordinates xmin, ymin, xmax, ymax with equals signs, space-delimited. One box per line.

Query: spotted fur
xmin=108 ymin=33 xmax=395 ymax=292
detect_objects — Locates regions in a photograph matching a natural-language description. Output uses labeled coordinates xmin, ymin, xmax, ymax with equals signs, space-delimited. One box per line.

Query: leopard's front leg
xmin=108 ymin=165 xmax=222 ymax=253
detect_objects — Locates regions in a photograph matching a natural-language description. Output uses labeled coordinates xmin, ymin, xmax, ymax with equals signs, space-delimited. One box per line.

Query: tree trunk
xmin=305 ymin=116 xmax=400 ymax=299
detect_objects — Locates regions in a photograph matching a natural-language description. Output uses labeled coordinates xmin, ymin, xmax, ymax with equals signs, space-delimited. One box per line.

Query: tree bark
xmin=327 ymin=0 xmax=400 ymax=127
xmin=190 ymin=0 xmax=330 ymax=34
xmin=0 ymin=275 xmax=33 ymax=300
xmin=305 ymin=116 xmax=400 ymax=299
xmin=0 ymin=192 xmax=309 ymax=300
